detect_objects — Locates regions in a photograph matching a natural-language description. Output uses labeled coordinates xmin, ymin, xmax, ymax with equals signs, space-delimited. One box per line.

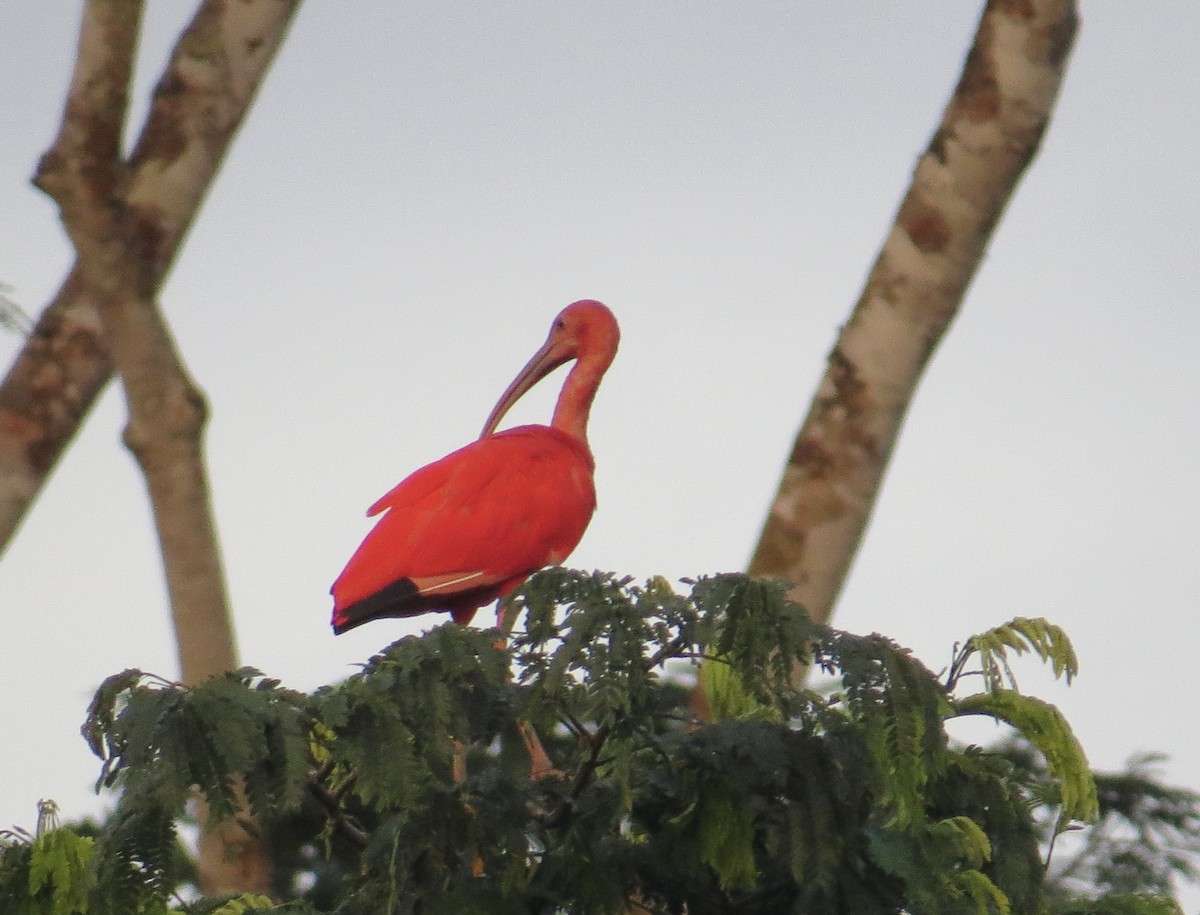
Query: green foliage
xmin=85 ymin=667 xmax=311 ymax=823
xmin=1054 ymin=894 xmax=1184 ymax=915
xmin=3 ymin=570 xmax=1195 ymax=913
xmin=696 ymin=657 xmax=784 ymax=724
xmin=1077 ymin=755 xmax=1200 ymax=896
xmin=0 ymin=826 xmax=95 ymax=915
xmin=313 ymin=623 xmax=510 ymax=811
xmin=954 ymin=690 xmax=1098 ymax=827
xmin=948 ymin=617 xmax=1079 ymax=693
xmin=185 ymin=894 xmax=275 ymax=915
xmin=995 ymin=741 xmax=1200 ymax=911
xmin=947 ymin=616 xmax=1099 ymax=841
xmin=27 ymin=827 xmax=95 ymax=915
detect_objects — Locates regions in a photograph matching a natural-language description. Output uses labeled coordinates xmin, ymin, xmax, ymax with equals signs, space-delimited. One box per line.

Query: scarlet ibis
xmin=331 ymin=299 xmax=619 ymax=635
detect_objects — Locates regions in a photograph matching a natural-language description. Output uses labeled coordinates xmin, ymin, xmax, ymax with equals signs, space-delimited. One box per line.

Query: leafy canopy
xmin=0 ymin=571 xmax=1192 ymax=914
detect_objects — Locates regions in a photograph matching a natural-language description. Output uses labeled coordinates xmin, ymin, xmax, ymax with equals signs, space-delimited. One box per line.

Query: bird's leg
xmin=449 ymin=740 xmax=487 ymax=876
xmin=459 ymin=754 xmax=487 ymax=878
xmin=517 ymin=719 xmax=557 ymax=780
xmin=496 ymin=598 xmax=560 ymax=780
xmin=452 ymin=739 xmax=468 ymax=783
xmin=497 ymin=598 xmax=520 ymax=640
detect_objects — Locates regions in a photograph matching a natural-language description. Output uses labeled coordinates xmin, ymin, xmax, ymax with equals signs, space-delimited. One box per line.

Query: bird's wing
xmin=365 ymin=452 xmax=456 ymax=517
xmin=331 ymin=427 xmax=595 ymax=612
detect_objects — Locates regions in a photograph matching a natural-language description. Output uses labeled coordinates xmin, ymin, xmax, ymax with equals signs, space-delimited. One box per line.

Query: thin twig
xmin=307 ymin=768 xmax=368 ymax=850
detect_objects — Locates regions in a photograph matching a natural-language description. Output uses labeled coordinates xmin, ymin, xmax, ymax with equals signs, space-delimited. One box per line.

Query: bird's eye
xmin=554 ymin=318 xmax=567 ymax=331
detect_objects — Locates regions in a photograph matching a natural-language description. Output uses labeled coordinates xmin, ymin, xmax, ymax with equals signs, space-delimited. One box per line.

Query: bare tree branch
xmin=27 ymin=0 xmax=302 ymax=895
xmin=748 ymin=0 xmax=1080 ymax=626
xmin=33 ymin=0 xmax=141 ymax=265
xmin=0 ymin=0 xmax=301 ymax=555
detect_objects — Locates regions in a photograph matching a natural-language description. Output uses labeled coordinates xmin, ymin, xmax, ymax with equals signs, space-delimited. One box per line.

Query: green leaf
xmin=955 ymin=617 xmax=1079 ymax=692
xmin=1056 ymin=892 xmax=1184 ymax=915
xmin=930 ymin=815 xmax=992 ymax=869
xmin=696 ymin=780 xmax=758 ymax=890
xmin=952 ymin=868 xmax=1012 ymax=915
xmin=27 ymin=828 xmax=94 ymax=915
xmin=690 ymin=575 xmax=813 ymax=704
xmin=88 ymin=802 xmax=178 ymax=912
xmin=954 ymin=690 xmax=1098 ymax=825
xmin=59 ymin=569 xmax=1190 ymax=913
xmin=695 ymin=659 xmax=783 ymax=724
xmin=822 ymin=630 xmax=950 ymax=827
xmin=82 ymin=669 xmax=153 ymax=761
xmin=204 ymin=893 xmax=276 ymax=914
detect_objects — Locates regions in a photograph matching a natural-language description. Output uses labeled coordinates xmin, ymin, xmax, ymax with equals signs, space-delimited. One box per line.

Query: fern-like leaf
xmin=696 ymin=780 xmax=758 ymax=890
xmin=952 ymin=868 xmax=1012 ymax=915
xmin=1055 ymin=893 xmax=1184 ymax=915
xmin=952 ymin=617 xmax=1078 ymax=693
xmin=954 ymin=690 xmax=1098 ymax=826
xmin=27 ymin=827 xmax=94 ymax=915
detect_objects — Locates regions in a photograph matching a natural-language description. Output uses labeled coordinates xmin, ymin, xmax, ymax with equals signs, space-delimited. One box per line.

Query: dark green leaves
xmin=312 ymin=623 xmax=511 ymax=810
xmin=83 ymin=668 xmax=311 ymax=821
xmin=4 ymin=572 xmax=1192 ymax=914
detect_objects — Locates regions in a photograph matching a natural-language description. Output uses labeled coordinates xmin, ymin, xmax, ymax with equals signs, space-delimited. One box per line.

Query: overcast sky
xmin=2 ymin=2 xmax=1198 ymax=903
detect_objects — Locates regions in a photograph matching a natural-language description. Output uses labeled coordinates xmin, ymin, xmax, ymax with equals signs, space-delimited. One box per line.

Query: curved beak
xmin=480 ymin=336 xmax=574 ymax=438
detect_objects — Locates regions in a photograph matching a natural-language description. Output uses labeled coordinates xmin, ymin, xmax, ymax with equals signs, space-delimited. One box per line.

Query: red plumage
xmin=331 ymin=426 xmax=595 ymax=631
xmin=331 ymin=300 xmax=619 ymax=634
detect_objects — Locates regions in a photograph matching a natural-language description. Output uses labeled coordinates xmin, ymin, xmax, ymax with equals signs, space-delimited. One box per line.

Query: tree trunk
xmin=29 ymin=0 xmax=301 ymax=896
xmin=0 ymin=0 xmax=300 ymax=558
xmin=748 ymin=0 xmax=1079 ymax=626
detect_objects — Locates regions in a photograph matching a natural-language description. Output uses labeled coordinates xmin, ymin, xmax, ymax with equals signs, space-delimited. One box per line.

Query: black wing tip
xmin=331 ymin=577 xmax=421 ymax=635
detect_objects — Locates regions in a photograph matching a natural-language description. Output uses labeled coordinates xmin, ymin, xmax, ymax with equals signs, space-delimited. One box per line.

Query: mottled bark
xmin=748 ymin=0 xmax=1079 ymax=626
xmin=0 ymin=0 xmax=300 ymax=556
xmin=27 ymin=0 xmax=301 ymax=896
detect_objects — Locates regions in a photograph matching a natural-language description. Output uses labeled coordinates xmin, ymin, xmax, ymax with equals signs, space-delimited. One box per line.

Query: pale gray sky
xmin=2 ymin=2 xmax=1198 ymax=902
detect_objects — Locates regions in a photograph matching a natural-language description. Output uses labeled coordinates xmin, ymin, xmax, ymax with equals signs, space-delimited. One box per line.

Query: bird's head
xmin=481 ymin=300 xmax=620 ymax=438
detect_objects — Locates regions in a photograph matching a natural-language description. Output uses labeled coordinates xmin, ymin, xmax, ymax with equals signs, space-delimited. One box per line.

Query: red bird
xmin=331 ymin=300 xmax=620 ymax=635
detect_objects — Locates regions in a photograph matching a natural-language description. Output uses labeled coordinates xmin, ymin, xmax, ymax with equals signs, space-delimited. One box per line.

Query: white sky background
xmin=2 ymin=0 xmax=1198 ymax=900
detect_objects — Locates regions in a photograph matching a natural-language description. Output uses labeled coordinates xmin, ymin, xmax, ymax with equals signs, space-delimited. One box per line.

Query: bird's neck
xmin=551 ymin=357 xmax=605 ymax=445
